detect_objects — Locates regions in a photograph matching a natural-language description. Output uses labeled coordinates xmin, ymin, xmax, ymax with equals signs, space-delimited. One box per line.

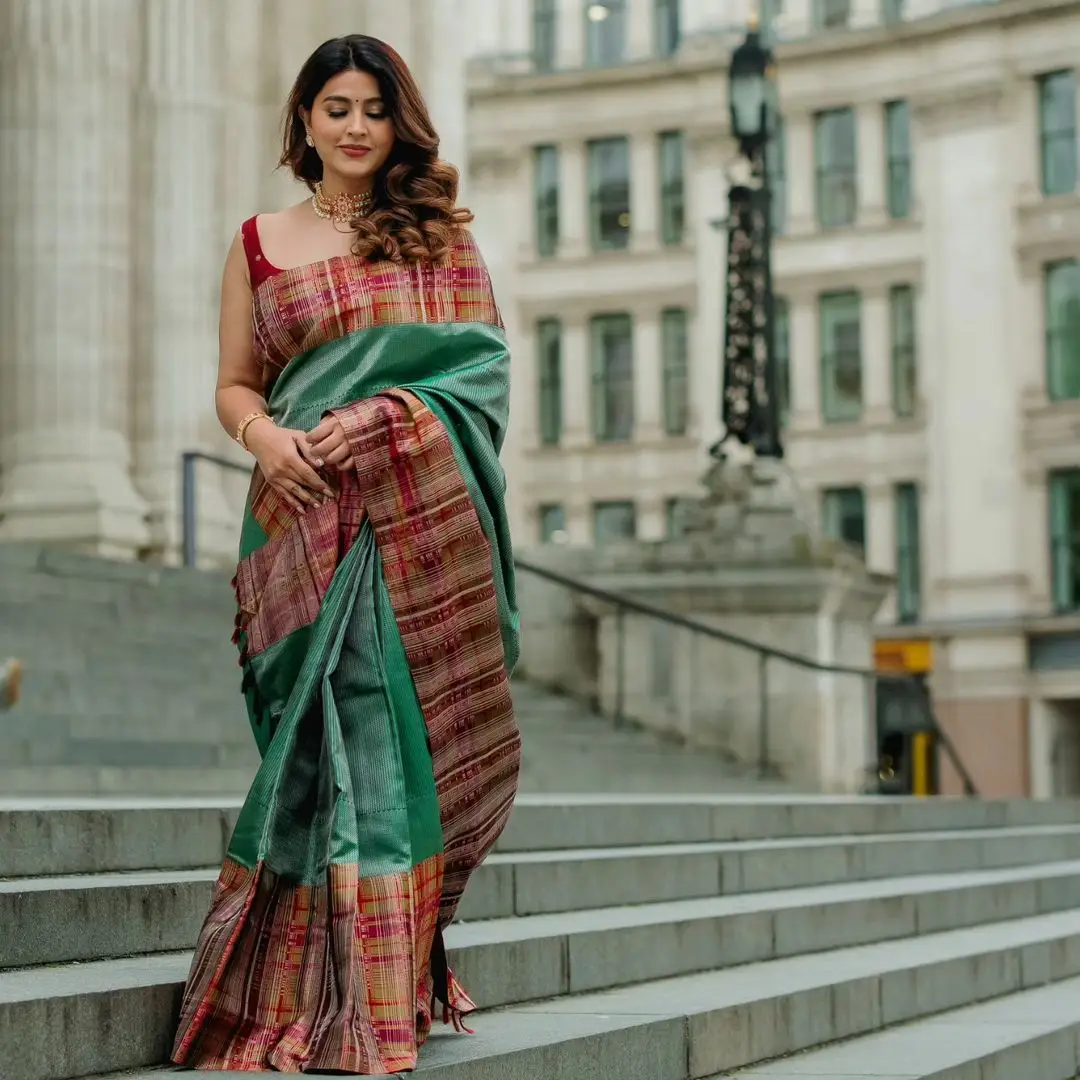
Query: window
xmin=594 ymin=500 xmax=637 ymax=543
xmin=812 ymin=0 xmax=850 ymax=30
xmin=1046 ymin=260 xmax=1080 ymax=401
xmin=534 ymin=144 xmax=559 ymax=257
xmin=814 ymin=108 xmax=857 ymax=228
xmin=885 ymin=100 xmax=911 ymax=220
xmin=654 ymin=0 xmax=680 ymax=56
xmin=896 ymin=483 xmax=921 ymax=623
xmin=590 ymin=313 xmax=634 ymax=441
xmin=822 ymin=487 xmax=866 ymax=551
xmin=1038 ymin=70 xmax=1077 ymax=197
xmin=1051 ymin=470 xmax=1080 ymax=613
xmin=881 ymin=0 xmax=905 ymax=23
xmin=585 ymin=0 xmax=627 ymax=67
xmin=539 ymin=504 xmax=567 ymax=543
xmin=768 ymin=116 xmax=787 ymax=234
xmin=666 ymin=497 xmax=695 ymax=537
xmin=890 ymin=285 xmax=917 ymax=418
xmin=533 ymin=0 xmax=558 ymax=72
xmin=588 ymin=136 xmax=631 ymax=251
xmin=761 ymin=0 xmax=784 ymax=42
xmin=819 ymin=291 xmax=862 ymax=423
xmin=774 ymin=296 xmax=790 ymax=428
xmin=661 ymin=308 xmax=689 ymax=436
xmin=537 ymin=318 xmax=562 ymax=445
xmin=658 ymin=131 xmax=685 ymax=245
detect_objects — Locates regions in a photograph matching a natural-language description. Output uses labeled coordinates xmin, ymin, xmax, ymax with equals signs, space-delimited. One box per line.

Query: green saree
xmin=171 ymin=226 xmax=520 ymax=1073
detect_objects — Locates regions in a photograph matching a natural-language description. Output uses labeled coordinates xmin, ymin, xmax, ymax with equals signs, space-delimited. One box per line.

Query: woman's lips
xmin=339 ymin=145 xmax=370 ymax=158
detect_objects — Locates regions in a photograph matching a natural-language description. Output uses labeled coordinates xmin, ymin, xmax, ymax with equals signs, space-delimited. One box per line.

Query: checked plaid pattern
xmin=172 ymin=855 xmax=449 ymax=1073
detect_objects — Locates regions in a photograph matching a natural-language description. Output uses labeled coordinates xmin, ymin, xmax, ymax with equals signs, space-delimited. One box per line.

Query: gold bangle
xmin=236 ymin=411 xmax=272 ymax=450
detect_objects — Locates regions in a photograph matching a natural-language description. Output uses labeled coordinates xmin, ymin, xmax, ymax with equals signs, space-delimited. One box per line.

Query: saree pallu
xmin=172 ymin=316 xmax=521 ymax=1074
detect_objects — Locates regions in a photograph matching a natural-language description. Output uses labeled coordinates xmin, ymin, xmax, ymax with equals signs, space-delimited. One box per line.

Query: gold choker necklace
xmin=312 ymin=181 xmax=373 ymax=224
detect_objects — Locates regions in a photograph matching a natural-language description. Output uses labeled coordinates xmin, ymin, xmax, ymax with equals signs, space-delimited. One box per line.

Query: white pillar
xmin=861 ymin=288 xmax=891 ymax=425
xmin=0 ymin=0 xmax=150 ymax=558
xmin=857 ymin=101 xmax=886 ymax=227
xmin=919 ymin=86 xmax=1025 ymax=618
xmin=557 ymin=0 xmax=586 ymax=68
xmin=784 ymin=111 xmax=815 ymax=236
xmin=560 ymin=141 xmax=590 ymax=260
xmin=132 ymin=0 xmax=235 ymax=565
xmin=789 ymin=296 xmax=820 ymax=430
xmin=562 ymin=318 xmax=592 ymax=447
xmin=865 ymin=482 xmax=893 ymax=580
xmin=627 ymin=0 xmax=654 ymax=59
xmin=630 ymin=133 xmax=659 ymax=251
xmin=634 ymin=313 xmax=664 ymax=440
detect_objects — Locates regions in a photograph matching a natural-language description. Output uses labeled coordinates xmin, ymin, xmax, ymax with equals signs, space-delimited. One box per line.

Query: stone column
xmin=861 ymin=287 xmax=892 ymax=425
xmin=131 ymin=0 xmax=234 ymax=565
xmin=857 ymin=101 xmax=887 ymax=227
xmin=626 ymin=0 xmax=654 ymax=59
xmin=557 ymin=0 xmax=586 ymax=68
xmin=562 ymin=318 xmax=592 ymax=448
xmin=560 ymin=141 xmax=590 ymax=260
xmin=918 ymin=84 xmax=1025 ymax=619
xmin=784 ymin=111 xmax=816 ymax=236
xmin=634 ymin=312 xmax=664 ymax=441
xmin=0 ymin=0 xmax=150 ymax=557
xmin=630 ymin=132 xmax=659 ymax=252
xmin=789 ymin=296 xmax=820 ymax=431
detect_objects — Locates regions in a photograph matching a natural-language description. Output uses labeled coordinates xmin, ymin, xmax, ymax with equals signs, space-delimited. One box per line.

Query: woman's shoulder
xmin=447 ymin=223 xmax=486 ymax=266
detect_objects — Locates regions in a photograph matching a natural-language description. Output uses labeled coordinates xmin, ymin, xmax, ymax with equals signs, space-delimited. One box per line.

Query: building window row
xmin=822 ymin=483 xmax=922 ymax=623
xmin=534 ymin=132 xmax=685 ymax=256
xmin=784 ymin=261 xmax=1076 ymax=427
xmin=539 ymin=496 xmax=697 ymax=545
xmin=536 ymin=309 xmax=690 ymax=445
xmin=533 ymin=0 xmax=682 ymax=72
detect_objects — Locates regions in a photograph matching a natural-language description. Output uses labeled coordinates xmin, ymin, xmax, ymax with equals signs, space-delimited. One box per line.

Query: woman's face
xmin=301 ymin=69 xmax=395 ymax=189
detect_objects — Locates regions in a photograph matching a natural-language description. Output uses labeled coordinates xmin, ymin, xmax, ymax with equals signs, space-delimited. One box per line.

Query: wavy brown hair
xmin=280 ymin=35 xmax=472 ymax=264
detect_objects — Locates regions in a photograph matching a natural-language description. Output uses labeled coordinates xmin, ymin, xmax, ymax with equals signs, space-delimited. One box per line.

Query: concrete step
xmin=726 ymin=978 xmax=1080 ymax=1078
xmin=5 ymin=796 xmax=1080 ymax=878
xmin=21 ymin=908 xmax=1080 ymax=1080
xmin=8 ymin=829 xmax=1080 ymax=968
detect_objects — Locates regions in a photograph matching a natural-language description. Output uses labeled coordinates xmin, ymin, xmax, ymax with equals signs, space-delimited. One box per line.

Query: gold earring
xmin=305 ymin=132 xmax=315 ymax=147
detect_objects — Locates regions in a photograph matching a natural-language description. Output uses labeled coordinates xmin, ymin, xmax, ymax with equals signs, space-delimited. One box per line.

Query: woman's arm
xmin=216 ymin=232 xmax=331 ymax=511
xmin=215 ymin=232 xmax=272 ymax=439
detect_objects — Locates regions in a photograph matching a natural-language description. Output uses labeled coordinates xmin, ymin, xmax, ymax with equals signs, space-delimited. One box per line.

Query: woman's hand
xmin=306 ymin=415 xmax=354 ymax=472
xmin=246 ymin=420 xmax=333 ymax=513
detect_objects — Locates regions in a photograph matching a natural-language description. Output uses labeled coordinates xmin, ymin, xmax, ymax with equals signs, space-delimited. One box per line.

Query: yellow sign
xmin=874 ymin=639 xmax=933 ymax=675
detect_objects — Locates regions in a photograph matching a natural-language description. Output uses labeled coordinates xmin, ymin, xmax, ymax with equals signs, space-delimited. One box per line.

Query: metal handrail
xmin=179 ymin=450 xmax=978 ymax=796
xmin=514 ymin=556 xmax=978 ymax=797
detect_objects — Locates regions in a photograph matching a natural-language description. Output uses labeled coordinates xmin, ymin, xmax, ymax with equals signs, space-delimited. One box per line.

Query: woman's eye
xmin=328 ymin=111 xmax=347 ymax=119
xmin=367 ymin=112 xmax=386 ymax=120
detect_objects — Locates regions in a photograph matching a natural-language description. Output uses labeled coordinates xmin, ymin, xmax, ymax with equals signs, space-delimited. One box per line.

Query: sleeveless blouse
xmin=239 ymin=216 xmax=502 ymax=390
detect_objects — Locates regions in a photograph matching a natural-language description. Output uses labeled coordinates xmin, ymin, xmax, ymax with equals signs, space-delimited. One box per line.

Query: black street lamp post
xmin=719 ymin=19 xmax=782 ymax=460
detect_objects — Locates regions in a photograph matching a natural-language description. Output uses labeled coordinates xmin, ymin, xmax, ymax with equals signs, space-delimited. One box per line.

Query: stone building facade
xmin=0 ymin=0 xmax=471 ymax=562
xmin=466 ymin=0 xmax=1080 ymax=795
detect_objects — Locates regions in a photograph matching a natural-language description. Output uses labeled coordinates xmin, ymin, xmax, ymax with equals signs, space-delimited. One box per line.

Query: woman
xmin=172 ymin=35 xmax=520 ymax=1074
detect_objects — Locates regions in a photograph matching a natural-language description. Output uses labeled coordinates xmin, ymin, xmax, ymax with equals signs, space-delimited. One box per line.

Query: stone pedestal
xmin=517 ymin=456 xmax=890 ymax=792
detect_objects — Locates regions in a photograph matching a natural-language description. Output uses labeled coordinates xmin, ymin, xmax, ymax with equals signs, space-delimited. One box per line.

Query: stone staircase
xmin=6 ymin=795 xmax=1080 ymax=1079
xmin=0 ymin=544 xmax=789 ymax=796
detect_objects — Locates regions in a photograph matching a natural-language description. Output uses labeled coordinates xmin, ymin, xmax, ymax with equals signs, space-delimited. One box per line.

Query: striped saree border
xmin=172 ymin=855 xmax=445 ymax=1073
xmin=331 ymin=389 xmax=520 ymax=928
